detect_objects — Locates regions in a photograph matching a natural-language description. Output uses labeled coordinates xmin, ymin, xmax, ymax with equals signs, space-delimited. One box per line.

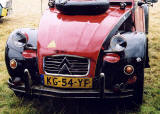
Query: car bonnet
xmin=37 ymin=5 xmax=133 ymax=76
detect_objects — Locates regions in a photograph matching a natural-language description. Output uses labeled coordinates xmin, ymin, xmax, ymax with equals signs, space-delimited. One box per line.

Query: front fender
xmin=5 ymin=28 xmax=38 ymax=80
xmin=123 ymin=32 xmax=147 ymax=63
xmin=102 ymin=32 xmax=147 ymax=89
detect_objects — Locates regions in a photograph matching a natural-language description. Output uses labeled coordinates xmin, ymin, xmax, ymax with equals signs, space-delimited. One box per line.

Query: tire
xmin=134 ymin=67 xmax=144 ymax=105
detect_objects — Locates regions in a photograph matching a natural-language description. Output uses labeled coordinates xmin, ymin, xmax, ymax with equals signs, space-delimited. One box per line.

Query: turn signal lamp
xmin=10 ymin=59 xmax=17 ymax=69
xmin=127 ymin=76 xmax=137 ymax=84
xmin=103 ymin=53 xmax=120 ymax=63
xmin=124 ymin=65 xmax=134 ymax=75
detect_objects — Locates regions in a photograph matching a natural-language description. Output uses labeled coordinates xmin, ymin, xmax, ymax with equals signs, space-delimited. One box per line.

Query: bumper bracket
xmin=24 ymin=69 xmax=32 ymax=93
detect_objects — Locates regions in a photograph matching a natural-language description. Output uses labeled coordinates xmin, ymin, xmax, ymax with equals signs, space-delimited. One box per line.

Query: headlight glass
xmin=110 ymin=35 xmax=127 ymax=51
xmin=12 ymin=32 xmax=28 ymax=47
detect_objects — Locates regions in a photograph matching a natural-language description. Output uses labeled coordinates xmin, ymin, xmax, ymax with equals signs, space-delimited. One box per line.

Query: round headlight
xmin=12 ymin=31 xmax=28 ymax=47
xmin=110 ymin=35 xmax=127 ymax=52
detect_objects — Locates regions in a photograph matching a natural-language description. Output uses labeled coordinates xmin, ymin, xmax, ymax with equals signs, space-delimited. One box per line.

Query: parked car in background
xmin=0 ymin=0 xmax=12 ymax=18
xmin=5 ymin=0 xmax=158 ymax=106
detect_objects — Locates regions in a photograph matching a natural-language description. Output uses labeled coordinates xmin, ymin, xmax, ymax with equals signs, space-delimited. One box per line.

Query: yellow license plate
xmin=44 ymin=75 xmax=92 ymax=88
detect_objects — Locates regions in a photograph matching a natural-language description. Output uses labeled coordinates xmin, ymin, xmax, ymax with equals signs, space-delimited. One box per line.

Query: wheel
xmin=134 ymin=67 xmax=144 ymax=105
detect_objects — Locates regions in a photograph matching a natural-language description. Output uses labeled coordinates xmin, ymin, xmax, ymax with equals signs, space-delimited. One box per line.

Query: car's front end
xmin=5 ymin=0 xmax=150 ymax=105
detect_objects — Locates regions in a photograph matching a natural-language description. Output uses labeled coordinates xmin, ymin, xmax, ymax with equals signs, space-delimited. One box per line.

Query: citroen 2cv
xmin=5 ymin=0 xmax=157 ymax=105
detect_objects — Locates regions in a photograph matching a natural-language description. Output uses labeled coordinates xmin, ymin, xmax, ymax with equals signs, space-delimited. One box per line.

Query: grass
xmin=0 ymin=0 xmax=160 ymax=113
xmin=140 ymin=1 xmax=160 ymax=112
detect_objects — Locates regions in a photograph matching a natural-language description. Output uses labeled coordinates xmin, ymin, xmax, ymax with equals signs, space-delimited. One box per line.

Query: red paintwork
xmin=22 ymin=50 xmax=37 ymax=58
xmin=134 ymin=6 xmax=145 ymax=32
xmin=24 ymin=33 xmax=29 ymax=41
xmin=37 ymin=1 xmax=133 ymax=77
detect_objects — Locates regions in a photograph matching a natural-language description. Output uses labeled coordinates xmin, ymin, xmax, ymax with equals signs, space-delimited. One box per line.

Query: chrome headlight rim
xmin=110 ymin=34 xmax=127 ymax=52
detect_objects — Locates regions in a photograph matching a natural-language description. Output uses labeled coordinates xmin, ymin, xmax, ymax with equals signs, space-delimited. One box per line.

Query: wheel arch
xmin=5 ymin=28 xmax=38 ymax=79
xmin=123 ymin=32 xmax=148 ymax=67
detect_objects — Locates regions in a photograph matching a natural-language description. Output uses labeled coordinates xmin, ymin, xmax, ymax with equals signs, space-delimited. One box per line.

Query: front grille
xmin=44 ymin=55 xmax=90 ymax=76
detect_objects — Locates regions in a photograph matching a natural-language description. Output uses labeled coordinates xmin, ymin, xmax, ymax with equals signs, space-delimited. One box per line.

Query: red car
xmin=5 ymin=0 xmax=157 ymax=105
